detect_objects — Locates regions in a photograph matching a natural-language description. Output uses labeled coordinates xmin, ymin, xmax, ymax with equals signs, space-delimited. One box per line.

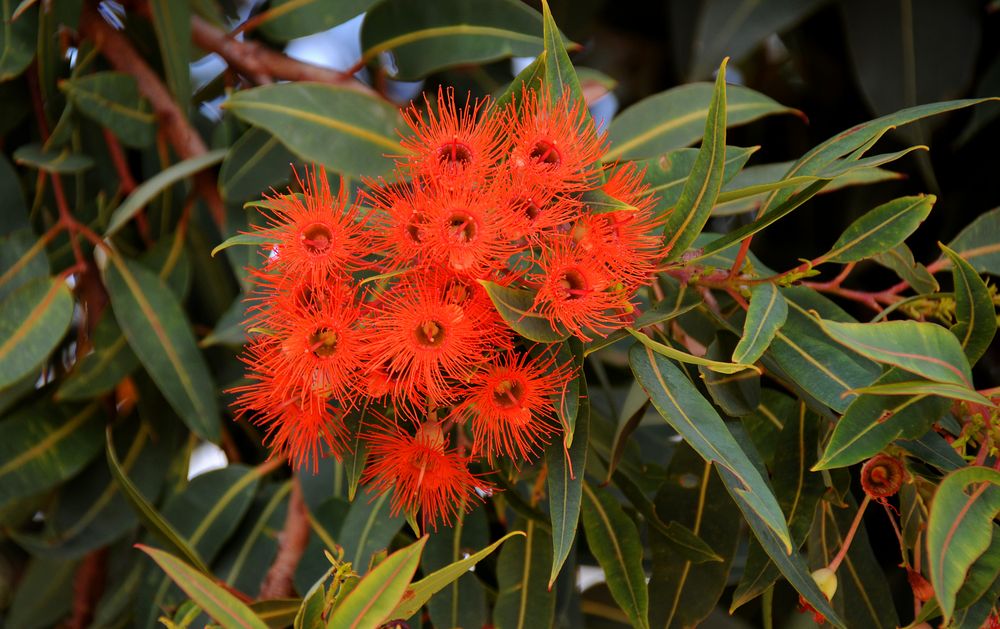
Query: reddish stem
xmin=828 ymin=494 xmax=871 ymax=573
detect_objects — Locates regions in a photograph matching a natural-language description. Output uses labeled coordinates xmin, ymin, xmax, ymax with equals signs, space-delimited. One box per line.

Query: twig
xmin=79 ymin=1 xmax=226 ymax=229
xmin=64 ymin=548 xmax=108 ymax=629
xmin=259 ymin=477 xmax=310 ymax=599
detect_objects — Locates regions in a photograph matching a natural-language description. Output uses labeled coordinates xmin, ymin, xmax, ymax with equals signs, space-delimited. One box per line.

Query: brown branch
xmin=78 ymin=1 xmax=226 ymax=229
xmin=259 ymin=477 xmax=310 ymax=599
xmin=63 ymin=548 xmax=108 ymax=629
xmin=189 ymin=14 xmax=377 ymax=97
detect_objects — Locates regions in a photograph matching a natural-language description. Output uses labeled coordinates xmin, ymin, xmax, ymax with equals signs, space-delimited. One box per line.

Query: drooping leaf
xmin=0 ymin=0 xmax=36 ymax=81
xmin=926 ymin=467 xmax=1000 ymax=621
xmin=360 ymin=0 xmax=549 ymax=81
xmin=546 ymin=389 xmax=589 ymax=586
xmin=103 ymin=254 xmax=220 ymax=441
xmin=819 ymin=318 xmax=974 ymax=388
xmin=733 ymin=283 xmax=787 ymax=365
xmin=662 ymin=59 xmax=729 ymax=261
xmin=137 ymin=545 xmax=269 ymax=629
xmin=4 ymin=556 xmax=76 ymax=629
xmin=628 ymin=343 xmax=792 ymax=552
xmin=0 ymin=277 xmax=73 ymax=388
xmin=581 ymin=482 xmax=648 ymax=629
xmin=628 ymin=327 xmax=759 ymax=374
xmin=326 ymin=536 xmax=428 ymax=629
xmin=61 ymin=71 xmax=155 ymax=148
xmin=258 ymin=0 xmax=377 ymax=41
xmin=493 ymin=519 xmax=555 ymax=629
xmin=12 ymin=143 xmax=93 ymax=173
xmin=825 ymin=194 xmax=935 ymax=263
xmin=147 ymin=0 xmax=191 ymax=110
xmin=0 ymin=400 xmax=103 ymax=506
xmin=872 ymin=243 xmax=939 ymax=295
xmin=0 ymin=229 xmax=50 ymax=301
xmin=106 ymin=149 xmax=228 ymax=237
xmin=947 ymin=206 xmax=1000 ymax=275
xmin=941 ymin=243 xmax=996 ymax=363
xmin=605 ymin=82 xmax=799 ymax=161
xmin=224 ymin=84 xmax=402 ymax=177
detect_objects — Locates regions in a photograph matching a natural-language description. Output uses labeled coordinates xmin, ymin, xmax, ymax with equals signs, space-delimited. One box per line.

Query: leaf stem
xmin=828 ymin=494 xmax=871 ymax=573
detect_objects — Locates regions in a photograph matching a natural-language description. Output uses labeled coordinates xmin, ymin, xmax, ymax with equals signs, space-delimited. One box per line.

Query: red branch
xmin=259 ymin=477 xmax=310 ymax=599
xmin=64 ymin=548 xmax=108 ymax=629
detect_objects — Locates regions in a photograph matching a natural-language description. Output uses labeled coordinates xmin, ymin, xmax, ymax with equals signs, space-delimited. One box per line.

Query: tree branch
xmin=259 ymin=477 xmax=310 ymax=599
xmin=78 ymin=1 xmax=226 ymax=229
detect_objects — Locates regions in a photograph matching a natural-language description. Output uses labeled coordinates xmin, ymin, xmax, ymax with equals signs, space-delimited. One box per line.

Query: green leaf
xmin=12 ymin=143 xmax=94 ymax=173
xmin=105 ymin=425 xmax=210 ymax=574
xmin=56 ymin=313 xmax=139 ymax=400
xmin=815 ymin=369 xmax=951 ymax=469
xmin=539 ymin=0 xmax=582 ymax=105
xmin=0 ymin=155 xmax=29 ymax=235
xmin=420 ymin=505 xmax=488 ymax=628
xmin=581 ymin=482 xmax=649 ymax=629
xmin=393 ymin=529 xmax=525 ymax=620
xmin=0 ymin=0 xmax=36 ymax=81
xmin=0 ymin=229 xmax=50 ymax=301
xmin=61 ymin=71 xmax=156 ymax=148
xmin=479 ymin=280 xmax=568 ymax=342
xmin=947 ymin=206 xmax=1000 ymax=275
xmin=586 ymin=279 xmax=702 ymax=356
xmin=224 ymin=84 xmax=402 ymax=177
xmin=628 ymin=343 xmax=792 ymax=552
xmin=148 ymin=0 xmax=191 ymax=109
xmin=137 ymin=545 xmax=269 ymax=629
xmin=211 ymin=232 xmax=274 ymax=257
xmin=605 ymin=82 xmax=799 ymax=161
xmin=733 ymin=283 xmax=787 ymax=365
xmin=0 ymin=277 xmax=74 ymax=388
xmin=927 ymin=467 xmax=1000 ymax=621
xmin=764 ymin=289 xmax=879 ymax=412
xmin=941 ymin=243 xmax=996 ymax=363
xmin=0 ymin=400 xmax=103 ymax=505
xmin=662 ymin=59 xmax=729 ymax=261
xmin=872 ymin=243 xmax=939 ymax=295
xmin=818 ymin=318 xmax=974 ymax=388
xmin=326 ymin=536 xmax=427 ymax=629
xmin=338 ymin=487 xmax=405 ymax=574
xmin=249 ymin=599 xmax=301 ymax=629
xmin=4 ymin=556 xmax=76 ymax=629
xmin=493 ymin=519 xmax=555 ymax=629
xmin=546 ymin=390 xmax=590 ymax=587
xmin=219 ymin=128 xmax=296 ymax=203
xmin=635 ymin=145 xmax=756 ymax=216
xmin=825 ymin=195 xmax=935 ymax=263
xmin=258 ymin=0 xmax=376 ymax=41
xmin=217 ymin=483 xmax=292 ymax=594
xmin=702 ymin=333 xmax=761 ymax=417
xmin=360 ymin=0 xmax=548 ymax=81
xmin=628 ymin=327 xmax=759 ymax=374
xmin=648 ymin=443 xmax=739 ymax=629
xmin=103 ymin=254 xmax=220 ymax=441
xmin=106 ymin=149 xmax=228 ymax=237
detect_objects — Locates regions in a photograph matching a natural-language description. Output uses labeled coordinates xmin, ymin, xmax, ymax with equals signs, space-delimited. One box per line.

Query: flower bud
xmin=861 ymin=454 xmax=906 ymax=500
xmin=907 ymin=569 xmax=934 ymax=602
xmin=812 ymin=567 xmax=838 ymax=601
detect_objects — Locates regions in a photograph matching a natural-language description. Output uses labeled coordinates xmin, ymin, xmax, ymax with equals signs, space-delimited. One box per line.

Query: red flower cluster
xmin=233 ymin=86 xmax=663 ymax=529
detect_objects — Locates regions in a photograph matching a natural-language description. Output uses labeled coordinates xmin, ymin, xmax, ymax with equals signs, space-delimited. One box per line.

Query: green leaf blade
xmin=0 ymin=276 xmax=74 ymax=388
xmin=941 ymin=243 xmax=997 ymax=363
xmin=826 ymin=194 xmax=935 ymax=263
xmin=733 ymin=283 xmax=788 ymax=365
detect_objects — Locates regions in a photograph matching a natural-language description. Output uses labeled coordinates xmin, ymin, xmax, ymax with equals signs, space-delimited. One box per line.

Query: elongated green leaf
xmin=61 ymin=71 xmax=155 ymax=148
xmin=249 ymin=599 xmax=301 ymax=629
xmin=0 ymin=229 xmax=50 ymax=301
xmin=582 ymin=482 xmax=648 ymax=629
xmin=4 ymin=555 xmax=76 ymax=629
xmin=138 ymin=545 xmax=268 ymax=629
xmin=947 ymin=206 xmax=1000 ymax=275
xmin=103 ymin=255 xmax=220 ymax=441
xmin=733 ymin=283 xmax=787 ymax=365
xmin=106 ymin=149 xmax=227 ymax=237
xmin=219 ymin=128 xmax=296 ymax=203
xmin=0 ymin=277 xmax=73 ymax=388
xmin=224 ymin=84 xmax=401 ymax=177
xmin=480 ymin=280 xmax=568 ymax=342
xmin=0 ymin=0 xmax=36 ymax=81
xmin=605 ymin=82 xmax=799 ymax=161
xmin=420 ymin=505 xmax=488 ymax=628
xmin=56 ymin=313 xmax=139 ymax=400
xmin=494 ymin=519 xmax=554 ymax=629
xmin=211 ymin=232 xmax=274 ymax=257
xmin=941 ymin=243 xmax=996 ymax=363
xmin=815 ymin=369 xmax=951 ymax=469
xmin=539 ymin=0 xmax=582 ymax=105
xmin=259 ymin=0 xmax=376 ymax=41
xmin=825 ymin=195 xmax=935 ymax=262
xmin=649 ymin=443 xmax=739 ymax=629
xmin=636 ymin=145 xmax=756 ymax=216
xmin=628 ymin=328 xmax=758 ymax=374
xmin=326 ymin=536 xmax=427 ymax=629
xmin=338 ymin=487 xmax=405 ymax=574
xmin=819 ymin=318 xmax=973 ymax=388
xmin=629 ymin=343 xmax=792 ymax=552
xmin=217 ymin=483 xmax=292 ymax=594
xmin=0 ymin=400 xmax=102 ymax=505
xmin=872 ymin=243 xmax=939 ymax=295
xmin=546 ymin=390 xmax=589 ymax=586
xmin=586 ymin=279 xmax=702 ymax=355
xmin=361 ymin=0 xmax=547 ymax=81
xmin=13 ymin=143 xmax=93 ymax=173
xmin=925 ymin=467 xmax=1000 ymax=621
xmin=662 ymin=59 xmax=728 ymax=261
xmin=393 ymin=530 xmax=525 ymax=619
xmin=106 ymin=426 xmax=209 ymax=573
xmin=148 ymin=0 xmax=191 ymax=109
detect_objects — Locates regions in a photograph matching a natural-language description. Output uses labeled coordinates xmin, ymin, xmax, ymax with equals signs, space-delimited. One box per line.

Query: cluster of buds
xmin=231 ymin=86 xmax=663 ymax=529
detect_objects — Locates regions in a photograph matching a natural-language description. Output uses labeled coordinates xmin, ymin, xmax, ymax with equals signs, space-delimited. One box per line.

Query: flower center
xmin=300 ymin=222 xmax=334 ymax=254
xmin=414 ymin=319 xmax=446 ymax=348
xmin=529 ymin=140 xmax=561 ymax=166
xmin=492 ymin=378 xmax=526 ymax=409
xmin=557 ymin=268 xmax=588 ymax=300
xmin=308 ymin=327 xmax=338 ymax=357
xmin=446 ymin=211 xmax=478 ymax=243
xmin=437 ymin=139 xmax=473 ymax=166
xmin=405 ymin=212 xmax=426 ymax=244
xmin=513 ymin=196 xmax=542 ymax=222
